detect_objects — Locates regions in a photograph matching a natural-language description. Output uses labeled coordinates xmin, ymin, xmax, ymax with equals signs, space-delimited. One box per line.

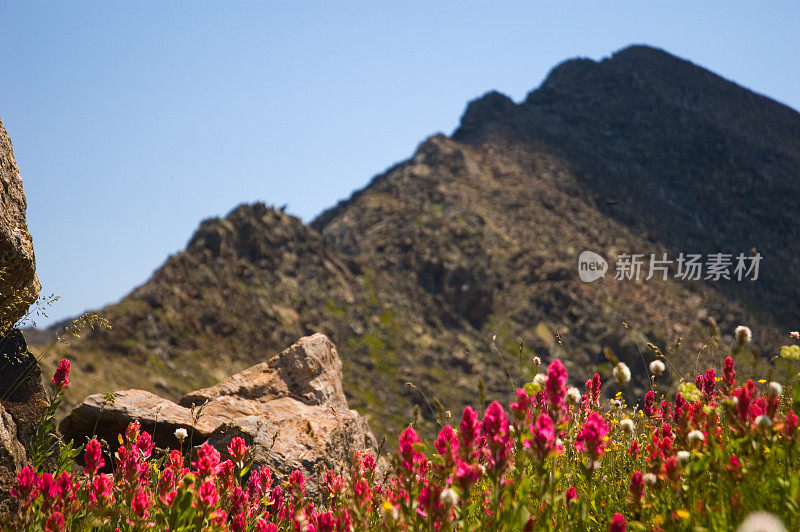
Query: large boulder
xmin=60 ymin=334 xmax=380 ymax=495
xmin=0 ymin=403 xmax=27 ymax=519
xmin=0 ymin=117 xmax=39 ymax=329
xmin=0 ymin=329 xmax=47 ymax=521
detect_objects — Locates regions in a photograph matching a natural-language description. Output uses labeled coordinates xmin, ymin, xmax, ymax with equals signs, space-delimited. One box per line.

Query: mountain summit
xmin=38 ymin=45 xmax=800 ymax=439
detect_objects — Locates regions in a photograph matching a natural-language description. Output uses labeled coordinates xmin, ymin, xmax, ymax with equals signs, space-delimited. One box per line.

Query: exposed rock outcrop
xmin=60 ymin=334 xmax=379 ymax=495
xmin=0 ymin=117 xmax=39 ymax=328
xmin=36 ymin=45 xmax=800 ymax=442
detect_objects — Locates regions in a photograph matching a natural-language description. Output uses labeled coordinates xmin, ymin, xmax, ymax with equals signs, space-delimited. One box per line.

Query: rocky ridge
xmin=35 ymin=45 xmax=800 ymax=442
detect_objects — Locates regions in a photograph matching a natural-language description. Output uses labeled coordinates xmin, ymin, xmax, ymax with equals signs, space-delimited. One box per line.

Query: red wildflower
xmin=135 ymin=431 xmax=155 ymax=458
xmin=227 ymin=436 xmax=248 ymax=462
xmin=210 ymin=510 xmax=227 ymax=527
xmin=703 ymin=368 xmax=716 ymax=396
xmin=628 ymin=440 xmax=639 ymax=458
xmin=89 ymin=473 xmax=113 ymax=506
xmin=11 ymin=466 xmax=37 ymax=503
xmin=545 ymin=359 xmax=568 ymax=416
xmin=482 ymin=401 xmax=512 ymax=474
xmin=434 ymin=424 xmax=459 ymax=466
xmin=125 ymin=420 xmax=140 ymax=444
xmin=575 ymin=412 xmax=610 ymax=459
xmin=643 ymin=391 xmax=656 ymax=417
xmin=459 ymin=406 xmax=482 ymax=459
xmin=167 ymin=449 xmax=184 ymax=471
xmin=193 ymin=442 xmax=221 ymax=477
xmin=565 ymin=486 xmax=577 ymax=506
xmin=723 ymin=356 xmax=736 ymax=390
xmin=52 ymin=359 xmax=70 ymax=390
xmin=511 ymin=388 xmax=532 ymax=420
xmin=288 ymin=469 xmax=306 ymax=497
xmin=83 ymin=438 xmax=105 ymax=475
xmin=130 ymin=489 xmax=151 ymax=520
xmin=784 ymin=410 xmax=798 ymax=439
xmin=255 ymin=519 xmax=278 ymax=532
xmin=525 ymin=412 xmax=559 ymax=460
xmin=609 ymin=512 xmax=626 ymax=532
xmin=56 ymin=471 xmax=78 ymax=508
xmin=629 ymin=471 xmax=645 ymax=503
xmin=197 ymin=479 xmax=219 ymax=509
xmin=37 ymin=472 xmax=58 ymax=501
xmin=728 ymin=454 xmax=741 ymax=478
xmin=45 ymin=511 xmax=65 ymax=532
xmin=399 ymin=426 xmax=425 ymax=473
xmin=453 ymin=458 xmax=482 ymax=489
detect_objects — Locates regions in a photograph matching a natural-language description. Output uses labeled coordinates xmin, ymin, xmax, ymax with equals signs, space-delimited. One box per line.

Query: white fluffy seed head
xmin=533 ymin=373 xmax=547 ymax=388
xmin=766 ymin=382 xmax=783 ymax=397
xmin=649 ymin=360 xmax=666 ymax=376
xmin=613 ymin=362 xmax=631 ymax=386
xmin=677 ymin=450 xmax=691 ymax=464
xmin=643 ymin=473 xmax=658 ymax=486
xmin=175 ymin=428 xmax=188 ymax=441
xmin=687 ymin=430 xmax=705 ymax=446
xmin=756 ymin=415 xmax=774 ymax=429
xmin=439 ymin=488 xmax=459 ymax=507
xmin=620 ymin=418 xmax=635 ymax=434
xmin=736 ymin=512 xmax=788 ymax=532
xmin=735 ymin=325 xmax=752 ymax=344
xmin=566 ymin=387 xmax=582 ymax=404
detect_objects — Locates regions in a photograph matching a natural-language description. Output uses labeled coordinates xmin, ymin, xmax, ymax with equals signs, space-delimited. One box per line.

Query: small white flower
xmin=613 ymin=362 xmax=631 ymax=386
xmin=533 ymin=373 xmax=547 ymax=388
xmin=756 ymin=415 xmax=773 ymax=429
xmin=643 ymin=473 xmax=658 ymax=486
xmin=677 ymin=450 xmax=691 ymax=464
xmin=649 ymin=360 xmax=666 ymax=376
xmin=566 ymin=387 xmax=582 ymax=404
xmin=175 ymin=428 xmax=188 ymax=442
xmin=735 ymin=325 xmax=752 ymax=344
xmin=736 ymin=511 xmax=787 ymax=532
xmin=790 ymin=331 xmax=800 ymax=340
xmin=766 ymin=382 xmax=783 ymax=397
xmin=620 ymin=418 xmax=635 ymax=434
xmin=439 ymin=487 xmax=459 ymax=507
xmin=532 ymin=356 xmax=542 ymax=366
xmin=687 ymin=430 xmax=705 ymax=446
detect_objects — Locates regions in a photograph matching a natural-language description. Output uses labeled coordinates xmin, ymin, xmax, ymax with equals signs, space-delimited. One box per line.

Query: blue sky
xmin=1 ymin=1 xmax=798 ymax=327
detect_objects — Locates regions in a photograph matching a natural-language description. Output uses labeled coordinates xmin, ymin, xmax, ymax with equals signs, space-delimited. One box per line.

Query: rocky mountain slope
xmin=34 ymin=45 xmax=799 ymax=440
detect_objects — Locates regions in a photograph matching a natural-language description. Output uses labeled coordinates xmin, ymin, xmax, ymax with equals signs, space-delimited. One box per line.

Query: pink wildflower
xmin=11 ymin=466 xmax=37 ymax=503
xmin=629 ymin=471 xmax=645 ymax=502
xmin=44 ymin=511 xmax=65 ymax=532
xmin=565 ymin=486 xmax=577 ymax=506
xmin=83 ymin=438 xmax=105 ymax=475
xmin=193 ymin=442 xmax=221 ymax=477
xmin=609 ymin=512 xmax=626 ymax=532
xmin=197 ymin=479 xmax=219 ymax=509
xmin=131 ymin=489 xmax=151 ymax=520
xmin=459 ymin=406 xmax=482 ymax=459
xmin=52 ymin=359 xmax=71 ymax=390
xmin=227 ymin=436 xmax=248 ymax=462
xmin=481 ymin=401 xmax=512 ymax=474
xmin=575 ymin=412 xmax=610 ymax=458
